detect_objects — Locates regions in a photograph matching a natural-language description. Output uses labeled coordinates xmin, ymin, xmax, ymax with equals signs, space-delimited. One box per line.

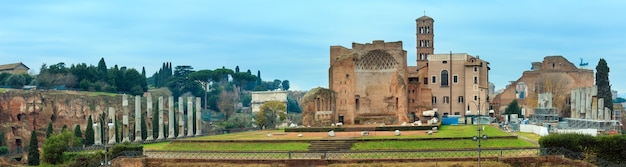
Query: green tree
xmin=189 ymin=70 xmax=215 ymax=109
xmin=97 ymin=57 xmax=108 ymax=82
xmin=61 ymin=124 xmax=67 ymax=133
xmin=255 ymin=101 xmax=287 ymax=129
xmin=73 ymin=124 xmax=82 ymax=139
xmin=141 ymin=113 xmax=147 ymax=140
xmin=281 ymin=80 xmax=290 ymax=91
xmin=45 ymin=122 xmax=53 ymax=139
xmin=286 ymin=97 xmax=302 ymax=113
xmin=42 ymin=131 xmax=81 ymax=165
xmin=85 ymin=115 xmax=94 ymax=146
xmin=4 ymin=74 xmax=26 ymax=88
xmin=232 ymin=72 xmax=257 ymax=92
xmin=27 ymin=130 xmax=39 ymax=166
xmin=504 ymin=100 xmax=523 ymax=117
xmin=596 ymin=58 xmax=613 ymax=113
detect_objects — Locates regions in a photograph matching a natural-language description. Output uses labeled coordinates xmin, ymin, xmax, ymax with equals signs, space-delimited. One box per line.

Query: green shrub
xmin=109 ymin=142 xmax=143 ymax=157
xmin=538 ymin=133 xmax=595 ymax=152
xmin=594 ymin=135 xmax=626 ymax=164
xmin=0 ymin=146 xmax=8 ymax=155
xmin=63 ymin=151 xmax=103 ymax=167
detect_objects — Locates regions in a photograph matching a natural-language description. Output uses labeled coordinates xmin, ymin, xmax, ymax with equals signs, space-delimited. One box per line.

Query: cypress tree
xmin=595 ymin=58 xmax=613 ymax=114
xmin=152 ymin=108 xmax=159 ymax=139
xmin=73 ymin=124 xmax=82 ymax=139
xmin=85 ymin=115 xmax=94 ymax=146
xmin=27 ymin=130 xmax=39 ymax=166
xmin=141 ymin=113 xmax=147 ymax=140
xmin=45 ymin=122 xmax=53 ymax=139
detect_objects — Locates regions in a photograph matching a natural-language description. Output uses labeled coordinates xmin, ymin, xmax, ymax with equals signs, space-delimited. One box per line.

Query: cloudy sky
xmin=2 ymin=1 xmax=626 ymax=95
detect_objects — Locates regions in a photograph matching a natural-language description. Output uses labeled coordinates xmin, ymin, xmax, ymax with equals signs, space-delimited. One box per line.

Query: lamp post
xmin=467 ymin=88 xmax=488 ymax=167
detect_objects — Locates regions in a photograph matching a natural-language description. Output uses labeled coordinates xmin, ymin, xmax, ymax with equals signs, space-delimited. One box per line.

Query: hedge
xmin=539 ymin=133 xmax=626 ymax=164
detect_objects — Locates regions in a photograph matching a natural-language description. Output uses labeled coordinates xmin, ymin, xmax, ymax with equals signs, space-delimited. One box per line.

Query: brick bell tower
xmin=416 ymin=15 xmax=434 ymax=68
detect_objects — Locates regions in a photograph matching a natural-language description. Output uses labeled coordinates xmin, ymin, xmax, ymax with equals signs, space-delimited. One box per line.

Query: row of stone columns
xmin=93 ymin=94 xmax=203 ymax=146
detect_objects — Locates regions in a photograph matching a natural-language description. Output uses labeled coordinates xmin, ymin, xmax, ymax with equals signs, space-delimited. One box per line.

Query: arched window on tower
xmin=441 ymin=70 xmax=449 ymax=86
xmin=426 ymin=26 xmax=430 ymax=33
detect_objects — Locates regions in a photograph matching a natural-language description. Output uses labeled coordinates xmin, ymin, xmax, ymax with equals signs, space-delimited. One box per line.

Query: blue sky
xmin=2 ymin=1 xmax=626 ymax=95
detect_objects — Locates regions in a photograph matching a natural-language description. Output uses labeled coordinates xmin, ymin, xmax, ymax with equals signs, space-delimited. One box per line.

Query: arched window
xmin=441 ymin=70 xmax=449 ymax=86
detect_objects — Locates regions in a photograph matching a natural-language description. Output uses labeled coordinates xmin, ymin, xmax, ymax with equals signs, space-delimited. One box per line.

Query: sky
xmin=2 ymin=1 xmax=626 ymax=95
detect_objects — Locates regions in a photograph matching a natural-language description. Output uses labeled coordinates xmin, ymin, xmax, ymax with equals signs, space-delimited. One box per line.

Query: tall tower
xmin=416 ymin=15 xmax=434 ymax=67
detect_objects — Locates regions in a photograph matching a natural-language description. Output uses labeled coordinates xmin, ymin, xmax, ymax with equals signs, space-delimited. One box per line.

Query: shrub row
xmin=539 ymin=134 xmax=626 ymax=164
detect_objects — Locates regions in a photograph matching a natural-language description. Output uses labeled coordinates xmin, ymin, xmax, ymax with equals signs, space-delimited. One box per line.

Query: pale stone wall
xmin=428 ymin=53 xmax=489 ymax=116
xmin=251 ymin=91 xmax=288 ymax=113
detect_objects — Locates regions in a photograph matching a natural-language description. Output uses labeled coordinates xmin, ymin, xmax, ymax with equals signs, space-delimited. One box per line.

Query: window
xmin=443 ymin=96 xmax=449 ymax=104
xmin=474 ymin=76 xmax=478 ymax=84
xmin=441 ymin=70 xmax=448 ymax=86
xmin=423 ymin=77 xmax=428 ymax=85
xmin=426 ymin=26 xmax=430 ymax=33
xmin=420 ymin=40 xmax=424 ymax=47
xmin=419 ymin=27 xmax=424 ymax=34
xmin=426 ymin=40 xmax=430 ymax=47
xmin=432 ymin=96 xmax=437 ymax=104
xmin=454 ymin=112 xmax=460 ymax=115
xmin=458 ymin=96 xmax=464 ymax=103
xmin=431 ymin=76 xmax=436 ymax=84
xmin=453 ymin=75 xmax=458 ymax=83
xmin=474 ymin=95 xmax=478 ymax=101
xmin=442 ymin=61 xmax=447 ymax=64
xmin=474 ymin=66 xmax=478 ymax=72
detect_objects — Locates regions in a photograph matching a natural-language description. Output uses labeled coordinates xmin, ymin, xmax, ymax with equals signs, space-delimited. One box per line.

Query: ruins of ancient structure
xmin=303 ymin=15 xmax=490 ymax=126
xmin=491 ymin=56 xmax=594 ymax=117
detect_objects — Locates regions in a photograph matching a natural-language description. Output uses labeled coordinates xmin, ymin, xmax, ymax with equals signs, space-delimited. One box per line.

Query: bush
xmin=43 ymin=131 xmax=82 ymax=165
xmin=63 ymin=151 xmax=103 ymax=167
xmin=538 ymin=133 xmax=595 ymax=152
xmin=0 ymin=146 xmax=7 ymax=155
xmin=594 ymin=135 xmax=626 ymax=164
xmin=109 ymin=142 xmax=143 ymax=158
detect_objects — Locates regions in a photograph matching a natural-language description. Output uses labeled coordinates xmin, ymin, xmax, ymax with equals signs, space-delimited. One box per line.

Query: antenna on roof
xmin=579 ymin=58 xmax=589 ymax=67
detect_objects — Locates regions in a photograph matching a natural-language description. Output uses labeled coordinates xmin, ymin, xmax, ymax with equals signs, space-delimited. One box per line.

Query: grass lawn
xmin=144 ymin=141 xmax=310 ymax=151
xmin=360 ymin=125 xmax=511 ymax=139
xmin=517 ymin=132 xmax=541 ymax=143
xmin=352 ymin=138 xmax=535 ymax=150
xmin=184 ymin=130 xmax=298 ymax=140
xmin=86 ymin=91 xmax=117 ymax=96
xmin=0 ymin=88 xmax=4 ymax=93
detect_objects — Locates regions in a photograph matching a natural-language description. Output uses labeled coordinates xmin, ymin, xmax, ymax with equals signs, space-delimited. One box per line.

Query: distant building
xmin=251 ymin=91 xmax=288 ymax=113
xmin=491 ymin=56 xmax=594 ymax=117
xmin=0 ymin=62 xmax=29 ymax=74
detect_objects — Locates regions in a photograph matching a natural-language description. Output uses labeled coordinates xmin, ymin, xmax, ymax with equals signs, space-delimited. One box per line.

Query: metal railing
xmin=144 ymin=147 xmax=541 ymax=160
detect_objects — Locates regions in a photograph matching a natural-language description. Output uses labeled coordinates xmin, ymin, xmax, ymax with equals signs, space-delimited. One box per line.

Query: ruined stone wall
xmin=0 ymin=90 xmax=131 ymax=151
xmin=329 ymin=40 xmax=409 ymax=124
xmin=492 ymin=56 xmax=594 ymax=117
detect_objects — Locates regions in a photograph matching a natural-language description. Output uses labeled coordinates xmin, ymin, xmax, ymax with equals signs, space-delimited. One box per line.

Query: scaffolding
xmin=529 ymin=108 xmax=559 ymax=125
xmin=563 ymin=118 xmax=622 ymax=134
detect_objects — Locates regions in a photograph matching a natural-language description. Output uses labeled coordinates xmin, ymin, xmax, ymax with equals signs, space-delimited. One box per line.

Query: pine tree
xmin=45 ymin=122 xmax=53 ymax=139
xmin=27 ymin=130 xmax=40 ymax=166
xmin=85 ymin=115 xmax=94 ymax=146
xmin=596 ymin=58 xmax=613 ymax=114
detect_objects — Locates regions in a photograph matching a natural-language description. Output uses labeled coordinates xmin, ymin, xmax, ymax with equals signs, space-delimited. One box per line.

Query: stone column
xmin=122 ymin=94 xmax=130 ymax=142
xmin=187 ymin=96 xmax=194 ymax=137
xmin=108 ymin=107 xmax=116 ymax=145
xmin=94 ymin=122 xmax=102 ymax=145
xmin=598 ymin=98 xmax=604 ymax=120
xmin=134 ymin=95 xmax=142 ymax=142
xmin=146 ymin=94 xmax=154 ymax=141
xmin=196 ymin=97 xmax=202 ymax=136
xmin=177 ymin=97 xmax=185 ymax=138
xmin=157 ymin=96 xmax=165 ymax=140
xmin=168 ymin=96 xmax=175 ymax=139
